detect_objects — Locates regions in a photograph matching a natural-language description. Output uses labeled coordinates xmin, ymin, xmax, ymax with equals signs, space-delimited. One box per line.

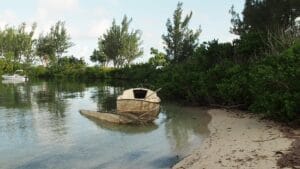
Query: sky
xmin=0 ymin=0 xmax=244 ymax=64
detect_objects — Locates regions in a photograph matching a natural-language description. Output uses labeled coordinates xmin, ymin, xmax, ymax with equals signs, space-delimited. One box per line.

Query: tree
xmin=0 ymin=23 xmax=36 ymax=64
xmin=50 ymin=21 xmax=74 ymax=58
xmin=230 ymin=0 xmax=300 ymax=62
xmin=99 ymin=20 xmax=123 ymax=67
xmin=230 ymin=0 xmax=300 ymax=35
xmin=121 ymin=16 xmax=143 ymax=65
xmin=36 ymin=21 xmax=73 ymax=66
xmin=90 ymin=48 xmax=107 ymax=66
xmin=148 ymin=47 xmax=168 ymax=67
xmin=162 ymin=2 xmax=201 ymax=63
xmin=92 ymin=15 xmax=143 ymax=67
xmin=194 ymin=40 xmax=234 ymax=68
xmin=36 ymin=34 xmax=55 ymax=66
xmin=122 ymin=30 xmax=143 ymax=65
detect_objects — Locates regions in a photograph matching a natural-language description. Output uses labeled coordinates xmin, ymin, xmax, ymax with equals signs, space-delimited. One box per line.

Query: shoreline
xmin=173 ymin=109 xmax=297 ymax=169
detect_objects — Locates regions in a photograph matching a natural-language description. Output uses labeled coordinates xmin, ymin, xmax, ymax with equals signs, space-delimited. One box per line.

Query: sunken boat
xmin=80 ymin=88 xmax=161 ymax=124
xmin=117 ymin=88 xmax=161 ymax=121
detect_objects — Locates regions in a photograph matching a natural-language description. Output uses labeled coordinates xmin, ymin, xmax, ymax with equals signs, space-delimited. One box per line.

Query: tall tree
xmin=230 ymin=0 xmax=300 ymax=35
xmin=91 ymin=15 xmax=143 ymax=67
xmin=36 ymin=21 xmax=73 ymax=66
xmin=50 ymin=21 xmax=74 ymax=58
xmin=162 ymin=2 xmax=201 ymax=63
xmin=0 ymin=23 xmax=36 ymax=64
xmin=36 ymin=34 xmax=55 ymax=66
xmin=100 ymin=19 xmax=123 ymax=67
xmin=230 ymin=0 xmax=300 ymax=61
xmin=121 ymin=16 xmax=143 ymax=65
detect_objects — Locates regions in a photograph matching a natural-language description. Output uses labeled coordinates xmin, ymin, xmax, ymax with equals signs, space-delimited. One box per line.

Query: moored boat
xmin=1 ymin=70 xmax=27 ymax=83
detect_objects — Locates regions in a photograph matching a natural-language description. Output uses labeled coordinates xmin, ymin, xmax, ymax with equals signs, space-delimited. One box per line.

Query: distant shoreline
xmin=173 ymin=109 xmax=298 ymax=169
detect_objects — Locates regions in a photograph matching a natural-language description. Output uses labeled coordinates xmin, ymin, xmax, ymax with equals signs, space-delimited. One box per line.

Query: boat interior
xmin=133 ymin=89 xmax=148 ymax=99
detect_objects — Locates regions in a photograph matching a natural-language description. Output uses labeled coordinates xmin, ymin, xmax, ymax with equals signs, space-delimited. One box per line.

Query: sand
xmin=173 ymin=109 xmax=297 ymax=169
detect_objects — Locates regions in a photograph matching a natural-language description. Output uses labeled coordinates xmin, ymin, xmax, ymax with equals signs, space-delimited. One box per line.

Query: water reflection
xmin=0 ymin=81 xmax=86 ymax=146
xmin=90 ymin=85 xmax=123 ymax=111
xmin=163 ymin=105 xmax=211 ymax=155
xmin=0 ymin=83 xmax=32 ymax=109
xmin=35 ymin=82 xmax=67 ymax=118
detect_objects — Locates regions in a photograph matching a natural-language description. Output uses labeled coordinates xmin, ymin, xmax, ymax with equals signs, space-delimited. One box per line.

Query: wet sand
xmin=173 ymin=109 xmax=298 ymax=169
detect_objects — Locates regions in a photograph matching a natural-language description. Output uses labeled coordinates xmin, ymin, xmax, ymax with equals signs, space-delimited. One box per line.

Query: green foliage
xmin=248 ymin=42 xmax=300 ymax=120
xmin=215 ymin=63 xmax=250 ymax=105
xmin=36 ymin=21 xmax=73 ymax=66
xmin=0 ymin=23 xmax=36 ymax=64
xmin=162 ymin=2 xmax=201 ymax=63
xmin=36 ymin=34 xmax=56 ymax=66
xmin=0 ymin=52 xmax=23 ymax=74
xmin=233 ymin=31 xmax=267 ymax=63
xmin=85 ymin=66 xmax=114 ymax=79
xmin=230 ymin=0 xmax=300 ymax=63
xmin=93 ymin=15 xmax=143 ymax=67
xmin=90 ymin=49 xmax=107 ymax=66
xmin=27 ymin=65 xmax=47 ymax=78
xmin=49 ymin=56 xmax=86 ymax=79
xmin=121 ymin=16 xmax=143 ymax=65
xmin=109 ymin=63 xmax=156 ymax=81
xmin=148 ymin=48 xmax=168 ymax=67
xmin=230 ymin=0 xmax=300 ymax=35
xmin=193 ymin=40 xmax=234 ymax=68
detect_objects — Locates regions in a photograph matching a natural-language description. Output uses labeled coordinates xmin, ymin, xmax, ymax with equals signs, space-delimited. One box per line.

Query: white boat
xmin=1 ymin=70 xmax=27 ymax=83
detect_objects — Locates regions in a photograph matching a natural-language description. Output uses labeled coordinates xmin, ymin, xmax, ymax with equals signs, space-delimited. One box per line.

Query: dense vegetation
xmin=0 ymin=0 xmax=299 ymax=122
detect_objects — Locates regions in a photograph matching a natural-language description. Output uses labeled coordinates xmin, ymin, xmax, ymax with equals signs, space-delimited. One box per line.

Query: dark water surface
xmin=0 ymin=80 xmax=211 ymax=169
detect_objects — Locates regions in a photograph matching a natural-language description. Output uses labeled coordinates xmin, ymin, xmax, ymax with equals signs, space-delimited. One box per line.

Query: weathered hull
xmin=80 ymin=110 xmax=135 ymax=124
xmin=117 ymin=99 xmax=160 ymax=117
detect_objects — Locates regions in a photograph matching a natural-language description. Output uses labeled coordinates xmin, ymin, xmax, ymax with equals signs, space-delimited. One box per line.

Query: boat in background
xmin=1 ymin=70 xmax=27 ymax=83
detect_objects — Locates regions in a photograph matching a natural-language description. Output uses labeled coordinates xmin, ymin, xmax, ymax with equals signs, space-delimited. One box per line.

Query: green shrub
xmin=248 ymin=42 xmax=300 ymax=121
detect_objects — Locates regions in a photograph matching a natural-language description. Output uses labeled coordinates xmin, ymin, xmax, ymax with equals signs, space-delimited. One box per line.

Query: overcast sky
xmin=0 ymin=0 xmax=244 ymax=64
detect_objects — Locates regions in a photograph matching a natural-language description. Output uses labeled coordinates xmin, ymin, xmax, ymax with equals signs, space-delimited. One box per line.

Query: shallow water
xmin=0 ymin=81 xmax=211 ymax=169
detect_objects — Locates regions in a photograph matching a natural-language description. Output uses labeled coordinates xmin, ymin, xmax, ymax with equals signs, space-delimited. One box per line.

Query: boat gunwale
xmin=116 ymin=98 xmax=161 ymax=103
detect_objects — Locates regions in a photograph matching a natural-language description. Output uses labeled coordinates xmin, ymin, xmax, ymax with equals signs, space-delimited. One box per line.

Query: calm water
xmin=0 ymin=80 xmax=211 ymax=169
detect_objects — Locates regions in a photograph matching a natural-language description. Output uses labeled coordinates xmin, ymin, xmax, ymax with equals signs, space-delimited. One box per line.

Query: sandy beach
xmin=173 ymin=109 xmax=299 ymax=169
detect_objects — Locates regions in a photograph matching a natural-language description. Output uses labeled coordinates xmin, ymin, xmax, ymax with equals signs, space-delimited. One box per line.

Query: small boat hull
xmin=2 ymin=74 xmax=27 ymax=82
xmin=116 ymin=88 xmax=161 ymax=120
xmin=80 ymin=110 xmax=136 ymax=124
xmin=80 ymin=88 xmax=161 ymax=125
xmin=117 ymin=99 xmax=160 ymax=117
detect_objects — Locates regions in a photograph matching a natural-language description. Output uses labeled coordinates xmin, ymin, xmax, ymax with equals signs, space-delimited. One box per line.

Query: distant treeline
xmin=1 ymin=0 xmax=300 ymax=122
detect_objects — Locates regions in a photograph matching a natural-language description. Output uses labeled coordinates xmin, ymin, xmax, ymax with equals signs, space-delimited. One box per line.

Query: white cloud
xmin=92 ymin=6 xmax=110 ymax=18
xmin=77 ymin=46 xmax=89 ymax=58
xmin=37 ymin=0 xmax=79 ymax=12
xmin=0 ymin=9 xmax=18 ymax=28
xmin=30 ymin=0 xmax=80 ymax=38
xmin=108 ymin=0 xmax=120 ymax=6
xmin=88 ymin=19 xmax=111 ymax=38
xmin=33 ymin=0 xmax=79 ymax=33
